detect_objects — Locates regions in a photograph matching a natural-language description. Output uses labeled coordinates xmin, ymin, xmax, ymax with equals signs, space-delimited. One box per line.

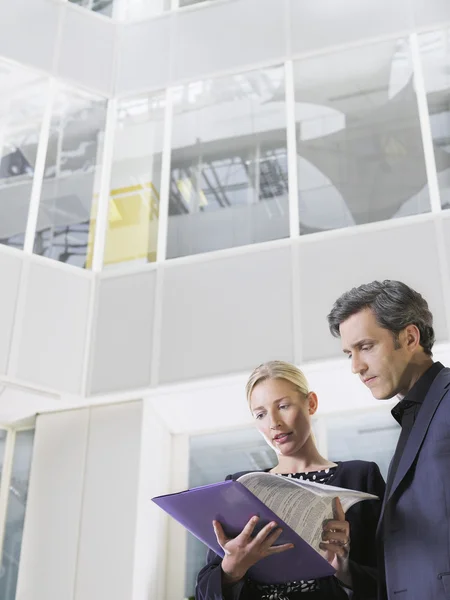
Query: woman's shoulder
xmin=336 ymin=459 xmax=380 ymax=473
xmin=333 ymin=460 xmax=385 ymax=492
xmin=225 ymin=469 xmax=267 ymax=481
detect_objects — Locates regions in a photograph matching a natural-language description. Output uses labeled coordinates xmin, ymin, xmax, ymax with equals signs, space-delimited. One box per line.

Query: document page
xmin=238 ymin=472 xmax=378 ymax=551
xmin=238 ymin=473 xmax=333 ymax=550
xmin=278 ymin=476 xmax=378 ymax=512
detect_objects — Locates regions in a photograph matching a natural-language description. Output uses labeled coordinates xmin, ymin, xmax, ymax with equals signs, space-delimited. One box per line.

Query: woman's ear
xmin=307 ymin=392 xmax=318 ymax=416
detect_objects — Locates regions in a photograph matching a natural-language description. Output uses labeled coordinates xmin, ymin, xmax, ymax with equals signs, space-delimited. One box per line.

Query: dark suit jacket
xmin=196 ymin=460 xmax=385 ymax=600
xmin=377 ymin=367 xmax=450 ymax=600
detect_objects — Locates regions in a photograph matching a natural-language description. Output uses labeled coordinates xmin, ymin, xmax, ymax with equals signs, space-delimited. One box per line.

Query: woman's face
xmin=249 ymin=378 xmax=317 ymax=456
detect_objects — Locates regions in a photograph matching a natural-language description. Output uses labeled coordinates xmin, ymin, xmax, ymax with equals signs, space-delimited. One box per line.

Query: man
xmin=327 ymin=280 xmax=450 ymax=600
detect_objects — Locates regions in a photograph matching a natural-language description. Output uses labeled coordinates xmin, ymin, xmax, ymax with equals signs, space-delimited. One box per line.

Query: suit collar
xmin=378 ymin=367 xmax=450 ymax=530
xmin=391 ymin=361 xmax=444 ymax=425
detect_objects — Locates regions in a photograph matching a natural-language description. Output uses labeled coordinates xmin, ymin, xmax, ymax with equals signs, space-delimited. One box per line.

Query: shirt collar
xmin=391 ymin=361 xmax=444 ymax=425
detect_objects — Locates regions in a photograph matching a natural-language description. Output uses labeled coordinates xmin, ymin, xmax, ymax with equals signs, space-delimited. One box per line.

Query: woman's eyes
xmin=255 ymin=405 xmax=289 ymax=419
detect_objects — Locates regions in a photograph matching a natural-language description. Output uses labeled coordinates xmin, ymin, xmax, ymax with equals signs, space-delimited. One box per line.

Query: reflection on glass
xmin=167 ymin=65 xmax=289 ymax=259
xmin=185 ymin=428 xmax=277 ymax=598
xmin=105 ymin=93 xmax=165 ymax=267
xmin=294 ymin=38 xmax=431 ymax=234
xmin=179 ymin=0 xmax=211 ymax=6
xmin=124 ymin=0 xmax=218 ymax=18
xmin=33 ymin=86 xmax=107 ymax=268
xmin=0 ymin=430 xmax=6 ymax=482
xmin=124 ymin=0 xmax=170 ymax=20
xmin=419 ymin=29 xmax=450 ymax=209
xmin=68 ymin=0 xmax=114 ymax=17
xmin=0 ymin=61 xmax=49 ymax=251
xmin=326 ymin=410 xmax=399 ymax=480
xmin=0 ymin=429 xmax=34 ymax=600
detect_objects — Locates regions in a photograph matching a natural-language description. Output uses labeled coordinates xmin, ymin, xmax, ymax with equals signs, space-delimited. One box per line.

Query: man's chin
xmin=371 ymin=388 xmax=396 ymax=400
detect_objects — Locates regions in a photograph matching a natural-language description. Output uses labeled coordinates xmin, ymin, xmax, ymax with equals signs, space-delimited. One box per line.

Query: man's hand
xmin=213 ymin=516 xmax=294 ymax=585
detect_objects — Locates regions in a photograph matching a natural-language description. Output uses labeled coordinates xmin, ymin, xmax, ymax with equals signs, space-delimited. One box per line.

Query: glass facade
xmin=185 ymin=412 xmax=399 ymax=597
xmin=0 ymin=429 xmax=34 ymax=600
xmin=69 ymin=0 xmax=114 ymax=17
xmin=0 ymin=23 xmax=447 ymax=269
xmin=69 ymin=0 xmax=220 ymax=19
xmin=419 ymin=29 xmax=450 ymax=210
xmin=325 ymin=409 xmax=400 ymax=479
xmin=0 ymin=430 xmax=35 ymax=600
xmin=103 ymin=92 xmax=165 ymax=267
xmin=34 ymin=86 xmax=107 ymax=268
xmin=167 ymin=66 xmax=289 ymax=258
xmin=294 ymin=37 xmax=430 ymax=234
xmin=186 ymin=428 xmax=277 ymax=599
xmin=0 ymin=64 xmax=49 ymax=251
xmin=123 ymin=0 xmax=170 ymax=20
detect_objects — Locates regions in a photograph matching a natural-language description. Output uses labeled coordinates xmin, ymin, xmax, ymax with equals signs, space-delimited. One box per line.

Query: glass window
xmin=293 ymin=38 xmax=431 ymax=234
xmin=325 ymin=409 xmax=400 ymax=480
xmin=69 ymin=0 xmax=114 ymax=17
xmin=185 ymin=422 xmax=321 ymax=598
xmin=0 ymin=61 xmax=49 ymax=251
xmin=104 ymin=92 xmax=165 ymax=268
xmin=0 ymin=430 xmax=6 ymax=481
xmin=185 ymin=428 xmax=277 ymax=599
xmin=0 ymin=429 xmax=34 ymax=600
xmin=33 ymin=86 xmax=107 ymax=268
xmin=124 ymin=0 xmax=170 ymax=20
xmin=167 ymin=65 xmax=290 ymax=259
xmin=123 ymin=0 xmax=222 ymax=19
xmin=418 ymin=29 xmax=450 ymax=210
xmin=179 ymin=0 xmax=212 ymax=6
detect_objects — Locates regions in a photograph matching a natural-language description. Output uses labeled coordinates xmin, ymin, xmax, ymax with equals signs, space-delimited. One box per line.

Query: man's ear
xmin=403 ymin=324 xmax=421 ymax=352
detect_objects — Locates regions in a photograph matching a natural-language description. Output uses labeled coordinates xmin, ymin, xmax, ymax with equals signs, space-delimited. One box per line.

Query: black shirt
xmin=386 ymin=361 xmax=444 ymax=496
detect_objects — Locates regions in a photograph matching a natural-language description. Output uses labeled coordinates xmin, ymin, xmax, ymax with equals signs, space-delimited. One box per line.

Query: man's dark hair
xmin=327 ymin=280 xmax=435 ymax=356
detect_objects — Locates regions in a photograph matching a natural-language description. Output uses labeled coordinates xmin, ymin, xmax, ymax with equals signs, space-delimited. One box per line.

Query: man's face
xmin=339 ymin=308 xmax=412 ymax=399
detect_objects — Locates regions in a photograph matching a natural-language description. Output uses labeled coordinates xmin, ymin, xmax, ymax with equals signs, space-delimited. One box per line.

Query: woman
xmin=195 ymin=361 xmax=385 ymax=599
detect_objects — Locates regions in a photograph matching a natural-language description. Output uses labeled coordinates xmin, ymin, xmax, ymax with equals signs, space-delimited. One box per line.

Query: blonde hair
xmin=245 ymin=360 xmax=310 ymax=405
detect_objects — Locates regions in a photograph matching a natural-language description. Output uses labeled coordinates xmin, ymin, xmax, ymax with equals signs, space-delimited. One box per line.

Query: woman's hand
xmin=213 ymin=516 xmax=294 ymax=585
xmin=319 ymin=497 xmax=352 ymax=588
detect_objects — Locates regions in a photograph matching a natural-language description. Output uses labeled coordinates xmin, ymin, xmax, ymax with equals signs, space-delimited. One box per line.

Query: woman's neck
xmin=270 ymin=440 xmax=336 ymax=474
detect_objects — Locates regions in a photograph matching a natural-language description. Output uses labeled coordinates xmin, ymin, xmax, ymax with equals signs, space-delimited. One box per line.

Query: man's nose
xmin=352 ymin=354 xmax=367 ymax=375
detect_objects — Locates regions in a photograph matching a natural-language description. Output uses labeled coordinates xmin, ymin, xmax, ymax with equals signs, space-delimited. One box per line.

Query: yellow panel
xmin=85 ymin=182 xmax=160 ymax=269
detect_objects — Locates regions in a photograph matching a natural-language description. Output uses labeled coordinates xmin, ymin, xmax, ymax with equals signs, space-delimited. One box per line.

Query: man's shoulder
xmin=431 ymin=365 xmax=450 ymax=394
xmin=439 ymin=365 xmax=450 ymax=379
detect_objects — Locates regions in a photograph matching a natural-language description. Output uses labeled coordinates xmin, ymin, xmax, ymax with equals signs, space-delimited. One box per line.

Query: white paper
xmin=237 ymin=472 xmax=378 ymax=552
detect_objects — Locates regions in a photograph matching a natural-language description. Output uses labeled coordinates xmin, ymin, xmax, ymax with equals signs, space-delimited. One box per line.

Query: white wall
xmin=1 ymin=0 xmax=449 ymax=100
xmin=2 ymin=213 xmax=450 ymax=398
xmin=132 ymin=402 xmax=172 ymax=600
xmin=11 ymin=330 xmax=450 ymax=600
xmin=116 ymin=0 xmax=450 ymax=96
xmin=0 ymin=0 xmax=116 ymax=97
xmin=15 ymin=408 xmax=89 ymax=600
xmin=16 ymin=400 xmax=174 ymax=600
xmin=1 ymin=251 xmax=93 ymax=395
xmin=86 ymin=213 xmax=450 ymax=392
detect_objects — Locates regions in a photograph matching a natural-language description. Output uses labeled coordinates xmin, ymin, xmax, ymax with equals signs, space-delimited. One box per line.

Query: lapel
xmin=378 ymin=368 xmax=450 ymax=530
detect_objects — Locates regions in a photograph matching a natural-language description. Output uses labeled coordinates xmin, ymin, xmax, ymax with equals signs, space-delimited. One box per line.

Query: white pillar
xmin=16 ymin=400 xmax=174 ymax=600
